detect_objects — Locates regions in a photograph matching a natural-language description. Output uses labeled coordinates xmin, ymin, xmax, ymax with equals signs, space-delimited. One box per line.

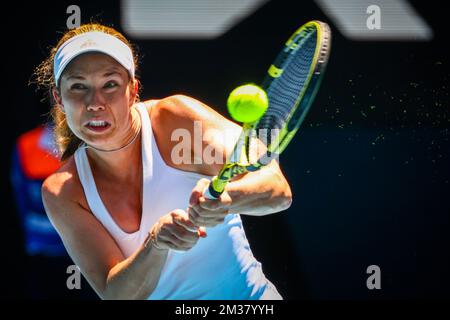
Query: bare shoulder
xmin=41 ymin=157 xmax=86 ymax=218
xmin=143 ymin=95 xmax=242 ymax=174
xmin=139 ymin=99 xmax=159 ymax=113
xmin=150 ymin=94 xmax=239 ymax=131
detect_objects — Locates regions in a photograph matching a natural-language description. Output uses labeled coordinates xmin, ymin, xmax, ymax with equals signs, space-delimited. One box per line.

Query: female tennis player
xmin=38 ymin=24 xmax=292 ymax=300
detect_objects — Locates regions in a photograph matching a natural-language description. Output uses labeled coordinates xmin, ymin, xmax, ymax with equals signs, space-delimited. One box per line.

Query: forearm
xmin=102 ymin=235 xmax=168 ymax=300
xmin=226 ymin=163 xmax=292 ymax=216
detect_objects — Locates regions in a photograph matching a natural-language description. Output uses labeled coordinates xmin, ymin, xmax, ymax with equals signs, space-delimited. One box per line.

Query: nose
xmin=86 ymin=90 xmax=106 ymax=112
xmin=87 ymin=104 xmax=105 ymax=112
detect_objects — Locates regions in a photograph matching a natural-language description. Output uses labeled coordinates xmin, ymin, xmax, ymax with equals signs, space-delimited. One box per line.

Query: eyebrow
xmin=66 ymin=71 xmax=123 ymax=81
xmin=66 ymin=75 xmax=85 ymax=81
xmin=103 ymin=71 xmax=121 ymax=77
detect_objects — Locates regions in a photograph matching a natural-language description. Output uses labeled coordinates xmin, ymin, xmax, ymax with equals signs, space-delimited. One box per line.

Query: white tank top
xmin=74 ymin=102 xmax=281 ymax=299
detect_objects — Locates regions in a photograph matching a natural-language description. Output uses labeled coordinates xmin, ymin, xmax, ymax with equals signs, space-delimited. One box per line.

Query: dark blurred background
xmin=1 ymin=0 xmax=448 ymax=299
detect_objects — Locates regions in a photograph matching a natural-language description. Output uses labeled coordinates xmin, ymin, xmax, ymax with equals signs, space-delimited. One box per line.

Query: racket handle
xmin=203 ymin=175 xmax=230 ymax=200
xmin=202 ymin=183 xmax=220 ymax=200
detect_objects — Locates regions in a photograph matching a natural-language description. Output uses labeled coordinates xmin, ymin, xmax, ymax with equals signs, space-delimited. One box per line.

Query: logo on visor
xmin=80 ymin=39 xmax=97 ymax=49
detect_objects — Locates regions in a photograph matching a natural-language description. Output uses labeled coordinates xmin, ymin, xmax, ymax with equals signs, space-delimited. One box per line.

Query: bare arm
xmin=152 ymin=95 xmax=292 ymax=221
xmin=188 ymin=160 xmax=291 ymax=228
xmin=224 ymin=129 xmax=292 ymax=215
xmin=41 ymin=171 xmax=199 ymax=299
xmin=225 ymin=159 xmax=292 ymax=216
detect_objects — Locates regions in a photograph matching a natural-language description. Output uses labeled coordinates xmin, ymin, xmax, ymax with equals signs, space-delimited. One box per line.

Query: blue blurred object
xmin=10 ymin=125 xmax=66 ymax=256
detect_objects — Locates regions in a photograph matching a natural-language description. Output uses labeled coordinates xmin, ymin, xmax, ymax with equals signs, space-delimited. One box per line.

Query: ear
xmin=129 ymin=79 xmax=139 ymax=105
xmin=52 ymin=87 xmax=65 ymax=112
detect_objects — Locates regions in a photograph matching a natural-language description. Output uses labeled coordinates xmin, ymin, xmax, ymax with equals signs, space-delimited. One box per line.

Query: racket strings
xmin=255 ymin=29 xmax=318 ymax=149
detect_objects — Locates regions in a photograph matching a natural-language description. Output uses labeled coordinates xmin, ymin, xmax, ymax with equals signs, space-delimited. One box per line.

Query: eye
xmin=104 ymin=81 xmax=118 ymax=89
xmin=70 ymin=83 xmax=87 ymax=90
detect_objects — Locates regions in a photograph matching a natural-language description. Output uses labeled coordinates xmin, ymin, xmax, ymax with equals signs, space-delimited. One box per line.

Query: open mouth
xmin=84 ymin=120 xmax=111 ymax=132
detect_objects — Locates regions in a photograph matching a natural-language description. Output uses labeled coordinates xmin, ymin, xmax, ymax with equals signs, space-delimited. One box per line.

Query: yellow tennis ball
xmin=227 ymin=84 xmax=269 ymax=123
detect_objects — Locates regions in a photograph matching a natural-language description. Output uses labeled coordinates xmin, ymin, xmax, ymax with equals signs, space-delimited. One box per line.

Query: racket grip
xmin=203 ymin=175 xmax=229 ymax=200
xmin=202 ymin=183 xmax=220 ymax=200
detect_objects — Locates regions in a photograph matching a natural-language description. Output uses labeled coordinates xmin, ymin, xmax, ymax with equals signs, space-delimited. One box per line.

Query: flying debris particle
xmin=338 ymin=124 xmax=344 ymax=129
xmin=410 ymin=82 xmax=419 ymax=88
xmin=404 ymin=156 xmax=415 ymax=165
xmin=371 ymin=134 xmax=385 ymax=146
xmin=361 ymin=111 xmax=367 ymax=118
xmin=370 ymin=105 xmax=376 ymax=110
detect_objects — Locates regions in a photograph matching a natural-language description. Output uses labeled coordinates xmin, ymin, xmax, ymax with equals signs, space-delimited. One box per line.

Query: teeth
xmin=88 ymin=120 xmax=108 ymax=127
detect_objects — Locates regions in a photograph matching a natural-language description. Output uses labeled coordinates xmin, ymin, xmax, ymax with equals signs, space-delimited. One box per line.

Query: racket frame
xmin=205 ymin=20 xmax=332 ymax=199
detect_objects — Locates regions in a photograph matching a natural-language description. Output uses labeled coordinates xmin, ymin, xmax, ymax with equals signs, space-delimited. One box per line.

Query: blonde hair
xmin=33 ymin=23 xmax=140 ymax=161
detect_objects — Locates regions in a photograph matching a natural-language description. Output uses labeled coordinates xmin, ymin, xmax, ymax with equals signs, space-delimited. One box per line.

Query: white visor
xmin=53 ymin=31 xmax=135 ymax=85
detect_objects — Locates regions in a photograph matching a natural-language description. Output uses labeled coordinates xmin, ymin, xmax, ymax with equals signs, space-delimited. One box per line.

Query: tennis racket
xmin=203 ymin=20 xmax=332 ymax=199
